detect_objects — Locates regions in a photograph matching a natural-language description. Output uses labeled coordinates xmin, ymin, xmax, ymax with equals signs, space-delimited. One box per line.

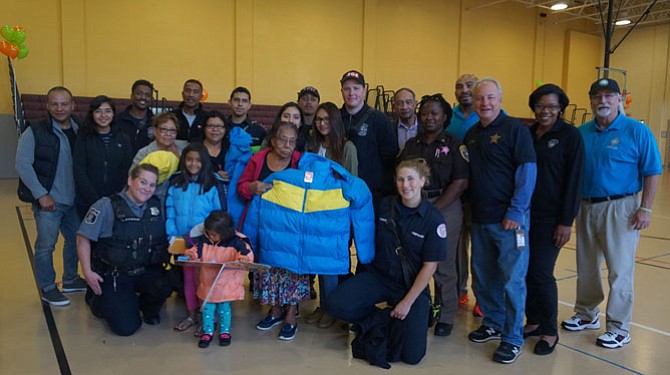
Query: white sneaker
xmin=561 ymin=315 xmax=600 ymax=331
xmin=596 ymin=331 xmax=631 ymax=348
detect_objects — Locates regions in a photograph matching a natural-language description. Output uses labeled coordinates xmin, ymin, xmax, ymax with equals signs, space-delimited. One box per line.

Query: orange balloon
xmin=200 ymin=88 xmax=208 ymax=102
xmin=0 ymin=40 xmax=18 ymax=58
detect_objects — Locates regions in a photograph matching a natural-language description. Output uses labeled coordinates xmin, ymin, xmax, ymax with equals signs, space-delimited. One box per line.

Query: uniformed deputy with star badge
xmin=77 ymin=163 xmax=172 ymax=336
xmin=463 ymin=78 xmax=537 ymax=364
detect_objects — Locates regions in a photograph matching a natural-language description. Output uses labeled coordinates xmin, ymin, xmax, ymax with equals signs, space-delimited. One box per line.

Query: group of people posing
xmin=15 ymin=69 xmax=661 ymax=366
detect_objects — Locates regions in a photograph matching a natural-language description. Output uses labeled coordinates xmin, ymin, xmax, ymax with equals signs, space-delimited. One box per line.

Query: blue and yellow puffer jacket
xmin=242 ymin=152 xmax=375 ymax=275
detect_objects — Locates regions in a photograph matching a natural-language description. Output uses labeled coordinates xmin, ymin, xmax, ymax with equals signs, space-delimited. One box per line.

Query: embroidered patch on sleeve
xmin=437 ymin=223 xmax=447 ymax=239
xmin=84 ymin=207 xmax=101 ymax=224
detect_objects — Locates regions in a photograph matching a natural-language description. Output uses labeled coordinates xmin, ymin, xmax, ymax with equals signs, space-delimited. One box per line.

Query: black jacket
xmin=17 ymin=116 xmax=79 ymax=202
xmin=340 ymin=103 xmax=398 ymax=197
xmin=174 ymin=102 xmax=206 ymax=142
xmin=115 ymin=105 xmax=154 ymax=154
xmin=73 ymin=127 xmax=133 ymax=216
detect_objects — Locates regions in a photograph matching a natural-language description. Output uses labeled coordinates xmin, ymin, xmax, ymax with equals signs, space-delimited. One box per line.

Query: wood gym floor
xmin=1 ymin=175 xmax=669 ymax=375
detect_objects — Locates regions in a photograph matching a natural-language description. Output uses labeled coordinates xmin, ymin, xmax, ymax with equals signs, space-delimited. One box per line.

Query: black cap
xmin=340 ymin=70 xmax=365 ymax=86
xmin=297 ymin=86 xmax=320 ymax=100
xmin=589 ymin=78 xmax=621 ymax=96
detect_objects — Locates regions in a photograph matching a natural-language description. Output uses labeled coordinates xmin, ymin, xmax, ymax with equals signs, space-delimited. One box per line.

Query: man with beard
xmin=561 ymin=78 xmax=661 ymax=349
xmin=174 ymin=79 xmax=207 ymax=142
xmin=393 ymin=88 xmax=418 ymax=149
xmin=116 ymin=79 xmax=155 ymax=154
xmin=446 ymin=74 xmax=479 ymax=141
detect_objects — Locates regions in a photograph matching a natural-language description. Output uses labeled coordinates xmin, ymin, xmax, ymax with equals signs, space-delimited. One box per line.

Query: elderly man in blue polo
xmin=561 ymin=78 xmax=661 ymax=349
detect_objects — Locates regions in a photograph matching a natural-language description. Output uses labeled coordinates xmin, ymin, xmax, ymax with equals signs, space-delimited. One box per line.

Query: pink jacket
xmin=185 ymin=236 xmax=254 ymax=303
xmin=236 ymin=148 xmax=301 ymax=228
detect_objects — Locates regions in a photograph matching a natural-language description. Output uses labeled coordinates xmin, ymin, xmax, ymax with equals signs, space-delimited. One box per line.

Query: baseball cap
xmin=589 ymin=78 xmax=621 ymax=96
xmin=340 ymin=70 xmax=365 ymax=86
xmin=298 ymin=86 xmax=320 ymax=100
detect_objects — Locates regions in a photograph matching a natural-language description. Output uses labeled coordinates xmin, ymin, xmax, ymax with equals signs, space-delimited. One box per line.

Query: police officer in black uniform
xmin=77 ymin=163 xmax=172 ymax=336
xmin=327 ymin=159 xmax=447 ymax=366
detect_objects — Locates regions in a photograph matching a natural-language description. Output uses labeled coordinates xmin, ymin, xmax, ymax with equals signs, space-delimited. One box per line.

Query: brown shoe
xmin=304 ymin=307 xmax=323 ymax=324
xmin=318 ymin=312 xmax=336 ymax=328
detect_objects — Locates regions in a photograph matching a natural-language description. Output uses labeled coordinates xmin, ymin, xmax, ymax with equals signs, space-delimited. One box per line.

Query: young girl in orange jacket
xmin=185 ymin=210 xmax=254 ymax=348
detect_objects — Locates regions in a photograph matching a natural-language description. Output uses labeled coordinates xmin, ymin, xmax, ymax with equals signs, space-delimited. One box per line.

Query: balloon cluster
xmin=0 ymin=25 xmax=29 ymax=59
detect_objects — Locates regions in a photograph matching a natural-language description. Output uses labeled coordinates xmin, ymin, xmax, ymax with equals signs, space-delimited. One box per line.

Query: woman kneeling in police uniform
xmin=327 ymin=159 xmax=447 ymax=366
xmin=77 ymin=163 xmax=172 ymax=336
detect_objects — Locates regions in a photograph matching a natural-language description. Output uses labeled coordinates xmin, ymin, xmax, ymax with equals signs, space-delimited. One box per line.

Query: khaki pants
xmin=575 ymin=194 xmax=640 ymax=335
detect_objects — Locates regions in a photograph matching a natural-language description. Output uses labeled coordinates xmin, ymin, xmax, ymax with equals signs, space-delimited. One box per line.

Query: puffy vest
xmin=95 ymin=194 xmax=168 ymax=271
xmin=17 ymin=120 xmax=61 ymax=202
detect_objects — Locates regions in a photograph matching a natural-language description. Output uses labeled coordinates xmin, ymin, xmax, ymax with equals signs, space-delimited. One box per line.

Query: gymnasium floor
xmin=2 ymin=175 xmax=669 ymax=375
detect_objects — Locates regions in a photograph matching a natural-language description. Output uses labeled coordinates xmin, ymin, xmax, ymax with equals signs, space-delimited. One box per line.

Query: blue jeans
xmin=32 ymin=203 xmax=80 ymax=292
xmin=318 ymin=274 xmax=339 ymax=309
xmin=471 ymin=215 xmax=529 ymax=347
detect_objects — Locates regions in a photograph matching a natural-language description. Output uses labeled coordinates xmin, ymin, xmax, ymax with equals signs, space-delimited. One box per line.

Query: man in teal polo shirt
xmin=562 ymin=78 xmax=661 ymax=349
xmin=446 ymin=74 xmax=479 ymax=141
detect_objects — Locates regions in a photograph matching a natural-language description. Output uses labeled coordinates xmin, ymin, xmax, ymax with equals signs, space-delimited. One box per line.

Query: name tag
xmin=515 ymin=229 xmax=526 ymax=249
xmin=411 ymin=231 xmax=424 ymax=239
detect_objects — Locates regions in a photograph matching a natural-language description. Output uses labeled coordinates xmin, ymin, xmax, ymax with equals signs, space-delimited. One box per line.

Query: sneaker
xmin=561 ymin=315 xmax=600 ymax=331
xmin=458 ymin=294 xmax=469 ymax=306
xmin=219 ymin=333 xmax=232 ymax=346
xmin=304 ymin=307 xmax=323 ymax=324
xmin=198 ymin=334 xmax=213 ymax=348
xmin=41 ymin=289 xmax=70 ymax=306
xmin=278 ymin=323 xmax=298 ymax=341
xmin=256 ymin=314 xmax=284 ymax=331
xmin=468 ymin=325 xmax=501 ymax=343
xmin=493 ymin=342 xmax=522 ymax=364
xmin=62 ymin=277 xmax=88 ymax=293
xmin=596 ymin=331 xmax=631 ymax=349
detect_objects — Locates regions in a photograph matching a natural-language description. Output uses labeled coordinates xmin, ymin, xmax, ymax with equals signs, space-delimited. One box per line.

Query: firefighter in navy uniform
xmin=77 ymin=163 xmax=172 ymax=336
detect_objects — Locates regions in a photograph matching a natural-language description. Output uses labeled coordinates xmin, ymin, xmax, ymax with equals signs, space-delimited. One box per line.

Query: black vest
xmin=17 ymin=119 xmax=61 ymax=202
xmin=95 ymin=194 xmax=168 ymax=272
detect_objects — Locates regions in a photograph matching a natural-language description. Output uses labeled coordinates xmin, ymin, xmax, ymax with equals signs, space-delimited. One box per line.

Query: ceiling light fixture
xmin=550 ymin=2 xmax=569 ymax=11
xmin=615 ymin=19 xmax=631 ymax=26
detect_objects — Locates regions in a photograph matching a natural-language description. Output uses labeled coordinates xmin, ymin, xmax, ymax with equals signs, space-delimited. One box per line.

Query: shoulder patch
xmin=436 ymin=223 xmax=447 ymax=239
xmin=84 ymin=207 xmax=101 ymax=224
xmin=459 ymin=145 xmax=469 ymax=163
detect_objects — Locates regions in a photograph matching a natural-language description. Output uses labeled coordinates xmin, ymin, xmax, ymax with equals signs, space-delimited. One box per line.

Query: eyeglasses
xmin=314 ymin=117 xmax=330 ymax=125
xmin=157 ymin=127 xmax=177 ymax=135
xmin=206 ymin=124 xmax=225 ymax=130
xmin=275 ymin=137 xmax=297 ymax=146
xmin=534 ymin=104 xmax=561 ymax=112
xmin=420 ymin=93 xmax=445 ymax=103
xmin=590 ymin=93 xmax=618 ymax=101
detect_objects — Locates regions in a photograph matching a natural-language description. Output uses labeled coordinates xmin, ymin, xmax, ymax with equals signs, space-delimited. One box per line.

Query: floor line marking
xmin=557 ymin=342 xmax=645 ymax=375
xmin=17 ymin=206 xmax=72 ymax=375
